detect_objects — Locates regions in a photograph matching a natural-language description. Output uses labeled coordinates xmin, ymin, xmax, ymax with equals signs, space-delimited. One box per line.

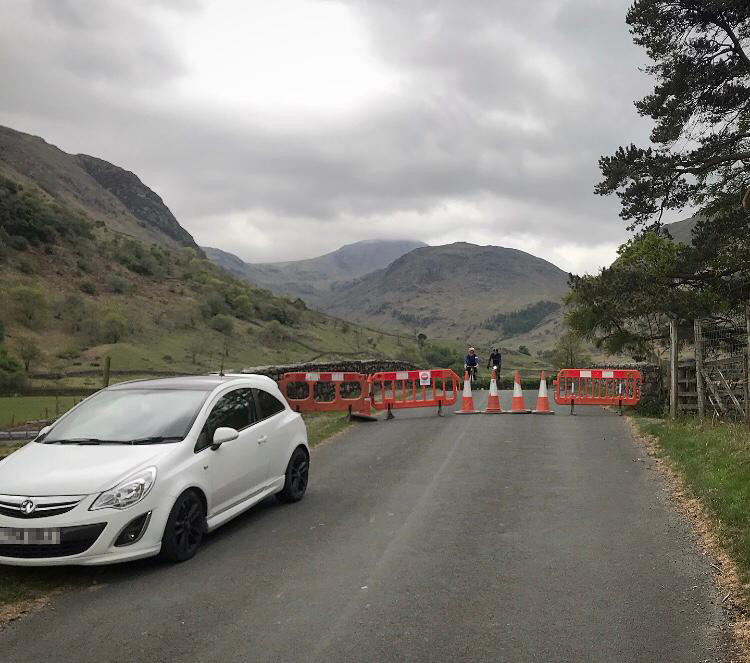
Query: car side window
xmin=253 ymin=388 xmax=286 ymax=421
xmin=196 ymin=388 xmax=254 ymax=452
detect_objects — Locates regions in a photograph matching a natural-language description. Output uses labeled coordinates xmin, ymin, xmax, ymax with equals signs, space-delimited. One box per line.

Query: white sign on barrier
xmin=396 ymin=371 xmax=409 ymax=380
xmin=419 ymin=371 xmax=431 ymax=386
xmin=331 ymin=373 xmax=344 ymax=382
xmin=305 ymin=373 xmax=320 ymax=381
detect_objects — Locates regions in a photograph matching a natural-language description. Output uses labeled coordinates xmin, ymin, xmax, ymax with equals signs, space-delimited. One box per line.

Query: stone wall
xmin=236 ymin=359 xmax=420 ymax=382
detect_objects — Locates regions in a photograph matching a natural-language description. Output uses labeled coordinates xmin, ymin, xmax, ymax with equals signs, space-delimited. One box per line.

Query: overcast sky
xmin=0 ymin=0 xmax=673 ymax=274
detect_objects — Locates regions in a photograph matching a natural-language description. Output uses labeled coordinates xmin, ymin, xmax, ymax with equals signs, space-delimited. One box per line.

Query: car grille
xmin=0 ymin=523 xmax=107 ymax=558
xmin=0 ymin=494 xmax=85 ymax=519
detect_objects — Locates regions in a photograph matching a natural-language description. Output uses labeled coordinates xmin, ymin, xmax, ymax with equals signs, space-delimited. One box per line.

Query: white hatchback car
xmin=0 ymin=375 xmax=309 ymax=566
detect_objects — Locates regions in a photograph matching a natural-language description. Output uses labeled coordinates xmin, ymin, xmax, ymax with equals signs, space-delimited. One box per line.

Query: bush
xmin=111 ymin=238 xmax=164 ymax=277
xmin=79 ymin=281 xmax=97 ymax=295
xmin=518 ymin=345 xmax=531 ymax=356
xmin=261 ymin=320 xmax=288 ymax=344
xmin=0 ymin=176 xmax=93 ymax=247
xmin=199 ymin=292 xmax=229 ymax=319
xmin=10 ymin=286 xmax=46 ymax=325
xmin=16 ymin=257 xmax=35 ymax=274
xmin=209 ymin=314 xmax=234 ymax=335
xmin=109 ymin=276 xmax=130 ymax=294
xmin=0 ymin=347 xmax=27 ymax=392
xmin=101 ymin=313 xmax=129 ymax=343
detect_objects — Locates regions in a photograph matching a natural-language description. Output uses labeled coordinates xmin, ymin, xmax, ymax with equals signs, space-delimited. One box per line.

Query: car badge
xmin=20 ymin=499 xmax=36 ymax=515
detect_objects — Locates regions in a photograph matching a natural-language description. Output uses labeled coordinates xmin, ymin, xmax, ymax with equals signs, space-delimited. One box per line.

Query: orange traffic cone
xmin=509 ymin=369 xmax=531 ymax=414
xmin=483 ymin=368 xmax=503 ymax=414
xmin=456 ymin=370 xmax=479 ymax=414
xmin=532 ymin=371 xmax=554 ymax=415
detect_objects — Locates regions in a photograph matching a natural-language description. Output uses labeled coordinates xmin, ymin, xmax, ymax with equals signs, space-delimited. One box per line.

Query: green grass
xmin=0 ymin=441 xmax=25 ymax=459
xmin=634 ymin=416 xmax=750 ymax=599
xmin=0 ymin=396 xmax=80 ymax=429
xmin=302 ymin=412 xmax=353 ymax=447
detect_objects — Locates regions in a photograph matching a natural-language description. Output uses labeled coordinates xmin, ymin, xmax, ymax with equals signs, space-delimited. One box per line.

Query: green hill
xmin=0 ymin=136 xmax=428 ymax=392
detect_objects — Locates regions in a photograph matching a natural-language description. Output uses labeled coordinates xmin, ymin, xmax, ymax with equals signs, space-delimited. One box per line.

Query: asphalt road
xmin=0 ymin=391 xmax=728 ymax=662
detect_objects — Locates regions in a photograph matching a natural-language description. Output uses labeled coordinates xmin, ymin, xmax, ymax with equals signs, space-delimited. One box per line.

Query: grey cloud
xmin=0 ymin=0 xmax=652 ymax=269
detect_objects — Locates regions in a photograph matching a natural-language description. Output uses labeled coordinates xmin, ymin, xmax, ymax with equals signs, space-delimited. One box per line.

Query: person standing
xmin=487 ymin=347 xmax=502 ymax=377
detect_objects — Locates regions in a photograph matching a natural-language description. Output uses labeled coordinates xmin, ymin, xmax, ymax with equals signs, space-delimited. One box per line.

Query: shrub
xmin=16 ymin=336 xmax=42 ymax=372
xmin=79 ymin=281 xmax=97 ymax=295
xmin=16 ymin=257 xmax=35 ymax=274
xmin=199 ymin=292 xmax=228 ymax=319
xmin=101 ymin=313 xmax=129 ymax=343
xmin=10 ymin=286 xmax=46 ymax=325
xmin=0 ymin=347 xmax=27 ymax=392
xmin=209 ymin=314 xmax=234 ymax=335
xmin=109 ymin=276 xmax=130 ymax=294
xmin=261 ymin=320 xmax=288 ymax=344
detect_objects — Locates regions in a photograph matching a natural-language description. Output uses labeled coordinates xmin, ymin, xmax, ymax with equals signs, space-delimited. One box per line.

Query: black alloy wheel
xmin=161 ymin=490 xmax=205 ymax=562
xmin=277 ymin=448 xmax=309 ymax=503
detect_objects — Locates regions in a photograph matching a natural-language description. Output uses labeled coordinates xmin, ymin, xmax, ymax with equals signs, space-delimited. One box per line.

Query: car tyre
xmin=160 ymin=489 xmax=206 ymax=563
xmin=276 ymin=447 xmax=309 ymax=503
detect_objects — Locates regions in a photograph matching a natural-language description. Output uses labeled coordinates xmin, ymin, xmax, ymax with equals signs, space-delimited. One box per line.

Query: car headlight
xmin=90 ymin=467 xmax=157 ymax=510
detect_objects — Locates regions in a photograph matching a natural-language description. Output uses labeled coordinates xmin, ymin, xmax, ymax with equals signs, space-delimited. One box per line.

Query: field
xmin=0 ymin=396 xmax=81 ymax=429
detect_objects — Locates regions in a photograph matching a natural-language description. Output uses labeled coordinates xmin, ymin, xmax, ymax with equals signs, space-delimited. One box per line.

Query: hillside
xmin=321 ymin=242 xmax=570 ymax=347
xmin=0 ymin=134 xmax=432 ymax=391
xmin=203 ymin=239 xmax=427 ymax=306
xmin=0 ymin=125 xmax=200 ymax=252
xmin=663 ymin=215 xmax=702 ymax=245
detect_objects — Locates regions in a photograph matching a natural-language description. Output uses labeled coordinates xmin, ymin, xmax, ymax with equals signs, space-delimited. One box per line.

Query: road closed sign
xmin=419 ymin=371 xmax=431 ymax=386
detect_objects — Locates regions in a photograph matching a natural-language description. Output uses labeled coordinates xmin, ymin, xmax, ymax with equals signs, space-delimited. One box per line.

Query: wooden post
xmin=670 ymin=318 xmax=679 ymax=419
xmin=102 ymin=356 xmax=111 ymax=388
xmin=694 ymin=319 xmax=705 ymax=420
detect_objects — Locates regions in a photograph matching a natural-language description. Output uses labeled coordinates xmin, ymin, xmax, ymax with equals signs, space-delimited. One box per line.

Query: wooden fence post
xmin=694 ymin=319 xmax=705 ymax=420
xmin=102 ymin=356 xmax=111 ymax=388
xmin=670 ymin=318 xmax=679 ymax=419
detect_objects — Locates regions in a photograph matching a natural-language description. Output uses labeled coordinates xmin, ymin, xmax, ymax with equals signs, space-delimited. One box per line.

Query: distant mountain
xmin=320 ymin=242 xmax=570 ymax=344
xmin=663 ymin=214 xmax=702 ymax=245
xmin=0 ymin=125 xmax=201 ymax=252
xmin=204 ymin=239 xmax=427 ymax=306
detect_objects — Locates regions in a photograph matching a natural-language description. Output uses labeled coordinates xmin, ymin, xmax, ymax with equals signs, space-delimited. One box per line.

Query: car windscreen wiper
xmin=128 ymin=436 xmax=184 ymax=445
xmin=44 ymin=438 xmax=130 ymax=445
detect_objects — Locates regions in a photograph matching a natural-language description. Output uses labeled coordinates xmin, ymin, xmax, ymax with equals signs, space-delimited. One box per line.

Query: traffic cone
xmin=456 ymin=370 xmax=479 ymax=414
xmin=483 ymin=368 xmax=503 ymax=413
xmin=532 ymin=371 xmax=554 ymax=415
xmin=509 ymin=369 xmax=531 ymax=414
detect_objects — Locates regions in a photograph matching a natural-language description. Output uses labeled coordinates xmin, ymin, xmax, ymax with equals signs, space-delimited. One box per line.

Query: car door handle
xmin=257 ymin=435 xmax=268 ymax=445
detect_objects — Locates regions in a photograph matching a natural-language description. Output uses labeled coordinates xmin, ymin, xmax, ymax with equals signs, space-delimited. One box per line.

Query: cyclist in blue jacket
xmin=464 ymin=347 xmax=479 ymax=382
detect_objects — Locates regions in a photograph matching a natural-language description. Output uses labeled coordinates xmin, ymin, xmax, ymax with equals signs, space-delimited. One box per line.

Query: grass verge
xmin=631 ymin=415 xmax=750 ymax=659
xmin=0 ymin=411 xmax=354 ymax=621
xmin=302 ymin=412 xmax=354 ymax=447
xmin=634 ymin=416 xmax=750 ymax=599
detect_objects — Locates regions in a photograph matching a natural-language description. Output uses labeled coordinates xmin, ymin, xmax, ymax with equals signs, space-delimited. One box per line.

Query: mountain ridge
xmin=203 ymin=239 xmax=427 ymax=305
xmin=0 ymin=125 xmax=201 ymax=253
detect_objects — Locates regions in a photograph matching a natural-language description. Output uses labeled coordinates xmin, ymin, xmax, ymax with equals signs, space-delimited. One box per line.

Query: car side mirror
xmin=35 ymin=425 xmax=52 ymax=440
xmin=211 ymin=427 xmax=239 ymax=450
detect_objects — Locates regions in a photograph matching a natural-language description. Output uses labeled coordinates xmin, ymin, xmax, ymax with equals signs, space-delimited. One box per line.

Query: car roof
xmin=108 ymin=375 xmax=267 ymax=392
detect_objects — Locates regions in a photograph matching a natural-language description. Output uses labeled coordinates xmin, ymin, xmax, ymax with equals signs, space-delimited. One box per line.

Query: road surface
xmin=0 ymin=391 xmax=728 ymax=662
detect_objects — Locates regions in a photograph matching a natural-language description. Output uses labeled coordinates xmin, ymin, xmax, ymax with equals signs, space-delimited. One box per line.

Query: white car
xmin=0 ymin=375 xmax=309 ymax=566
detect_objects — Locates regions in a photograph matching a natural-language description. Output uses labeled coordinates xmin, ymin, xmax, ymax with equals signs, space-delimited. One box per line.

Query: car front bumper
xmin=0 ymin=496 xmax=169 ymax=566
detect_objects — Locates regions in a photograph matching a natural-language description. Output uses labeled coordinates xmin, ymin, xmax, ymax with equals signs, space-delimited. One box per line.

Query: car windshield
xmin=42 ymin=388 xmax=210 ymax=444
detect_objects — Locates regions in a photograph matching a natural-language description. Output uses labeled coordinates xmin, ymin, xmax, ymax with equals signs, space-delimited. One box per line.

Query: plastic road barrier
xmin=553 ymin=369 xmax=642 ymax=414
xmin=278 ymin=372 xmax=376 ymax=420
xmin=369 ymin=369 xmax=461 ymax=418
